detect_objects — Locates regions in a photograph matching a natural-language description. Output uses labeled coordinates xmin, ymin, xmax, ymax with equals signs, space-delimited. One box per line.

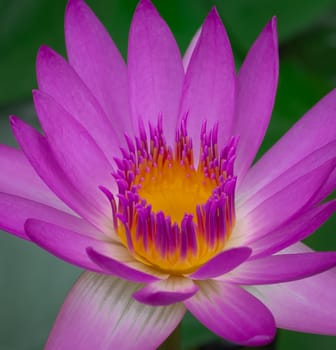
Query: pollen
xmin=108 ymin=116 xmax=237 ymax=275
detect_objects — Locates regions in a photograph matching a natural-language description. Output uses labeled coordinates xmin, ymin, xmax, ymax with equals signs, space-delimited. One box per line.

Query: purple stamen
xmin=111 ymin=117 xmax=236 ymax=271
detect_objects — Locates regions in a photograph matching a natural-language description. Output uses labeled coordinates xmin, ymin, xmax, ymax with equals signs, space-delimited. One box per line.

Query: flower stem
xmin=158 ymin=324 xmax=181 ymax=350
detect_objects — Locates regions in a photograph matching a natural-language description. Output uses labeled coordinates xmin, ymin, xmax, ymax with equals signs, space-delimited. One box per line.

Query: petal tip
xmin=65 ymin=0 xmax=89 ymax=23
xmin=245 ymin=334 xmax=275 ymax=347
xmin=36 ymin=46 xmax=57 ymax=80
xmin=66 ymin=0 xmax=84 ymax=9
xmin=31 ymin=89 xmax=39 ymax=98
xmin=265 ymin=16 xmax=278 ymax=46
xmin=207 ymin=7 xmax=221 ymax=20
xmin=205 ymin=6 xmax=224 ymax=28
xmin=135 ymin=0 xmax=155 ymax=14
xmin=37 ymin=45 xmax=53 ymax=62
xmin=86 ymin=247 xmax=160 ymax=283
xmin=9 ymin=116 xmax=21 ymax=136
xmin=138 ymin=0 xmax=153 ymax=7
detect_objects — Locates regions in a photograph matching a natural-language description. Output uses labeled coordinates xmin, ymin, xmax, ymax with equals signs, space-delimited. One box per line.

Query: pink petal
xmin=239 ymin=88 xmax=336 ymax=198
xmin=252 ymin=278 xmax=336 ymax=335
xmin=189 ymin=247 xmax=251 ymax=280
xmin=185 ymin=281 xmax=276 ymax=346
xmin=133 ymin=276 xmax=198 ymax=306
xmin=87 ymin=247 xmax=166 ymax=283
xmin=0 ymin=144 xmax=71 ymax=213
xmin=10 ymin=116 xmax=111 ymax=231
xmin=0 ymin=193 xmax=100 ymax=241
xmin=65 ymin=0 xmax=132 ymax=139
xmin=236 ymin=158 xmax=335 ymax=244
xmin=226 ymin=252 xmax=336 ymax=285
xmin=178 ymin=8 xmax=235 ymax=156
xmin=25 ymin=219 xmax=110 ymax=272
xmin=33 ymin=91 xmax=115 ymax=221
xmin=238 ymin=141 xmax=336 ymax=214
xmin=183 ymin=27 xmax=201 ymax=71
xmin=234 ymin=18 xmax=278 ymax=182
xmin=46 ymin=272 xmax=186 ymax=350
xmin=248 ymin=200 xmax=336 ymax=258
xmin=313 ymin=167 xmax=336 ymax=205
xmin=250 ymin=243 xmax=336 ymax=335
xmin=36 ymin=45 xmax=120 ymax=163
xmin=128 ymin=0 xmax=184 ymax=142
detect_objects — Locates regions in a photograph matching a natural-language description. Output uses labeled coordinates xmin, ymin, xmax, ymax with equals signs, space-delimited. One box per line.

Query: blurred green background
xmin=0 ymin=0 xmax=335 ymax=349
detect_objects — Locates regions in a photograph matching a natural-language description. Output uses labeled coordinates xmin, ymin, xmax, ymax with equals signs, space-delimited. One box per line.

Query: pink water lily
xmin=1 ymin=0 xmax=336 ymax=348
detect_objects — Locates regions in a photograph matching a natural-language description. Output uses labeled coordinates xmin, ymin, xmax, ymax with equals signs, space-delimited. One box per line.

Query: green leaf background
xmin=0 ymin=0 xmax=335 ymax=349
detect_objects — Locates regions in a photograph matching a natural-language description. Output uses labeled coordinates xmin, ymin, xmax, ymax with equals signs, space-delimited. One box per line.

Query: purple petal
xmin=0 ymin=193 xmax=101 ymax=241
xmin=183 ymin=27 xmax=201 ymax=71
xmin=248 ymin=200 xmax=336 ymax=258
xmin=234 ymin=18 xmax=278 ymax=182
xmin=133 ymin=276 xmax=198 ymax=306
xmin=227 ymin=252 xmax=336 ymax=285
xmin=239 ymin=140 xmax=336 ymax=212
xmin=87 ymin=247 xmax=166 ymax=283
xmin=33 ymin=91 xmax=116 ymax=220
xmin=25 ymin=219 xmax=111 ymax=272
xmin=236 ymin=157 xmax=335 ymax=244
xmin=252 ymin=244 xmax=336 ymax=334
xmin=249 ymin=243 xmax=336 ymax=335
xmin=65 ymin=0 xmax=132 ymax=139
xmin=128 ymin=0 xmax=184 ymax=141
xmin=45 ymin=272 xmax=186 ymax=350
xmin=0 ymin=144 xmax=71 ymax=213
xmin=313 ymin=167 xmax=336 ymax=205
xmin=10 ymin=116 xmax=111 ymax=231
xmin=239 ymin=88 xmax=336 ymax=198
xmin=185 ymin=281 xmax=276 ymax=346
xmin=189 ymin=247 xmax=251 ymax=280
xmin=36 ymin=45 xmax=120 ymax=163
xmin=253 ymin=279 xmax=336 ymax=335
xmin=178 ymin=8 xmax=235 ymax=155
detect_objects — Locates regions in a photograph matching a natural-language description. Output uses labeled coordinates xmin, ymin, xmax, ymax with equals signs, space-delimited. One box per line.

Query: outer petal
xmin=189 ymin=247 xmax=251 ymax=280
xmin=250 ymin=242 xmax=336 ymax=335
xmin=313 ymin=167 xmax=336 ymax=204
xmin=46 ymin=272 xmax=186 ymax=350
xmin=33 ymin=91 xmax=115 ymax=220
xmin=0 ymin=145 xmax=71 ymax=213
xmin=133 ymin=276 xmax=198 ymax=306
xmin=87 ymin=247 xmax=167 ymax=283
xmin=25 ymin=219 xmax=109 ymax=272
xmin=239 ymin=88 xmax=336 ymax=198
xmin=10 ymin=117 xmax=112 ymax=231
xmin=178 ymin=8 xmax=235 ymax=155
xmin=235 ymin=159 xmax=335 ymax=244
xmin=36 ymin=46 xmax=120 ymax=163
xmin=0 ymin=193 xmax=99 ymax=241
xmin=128 ymin=0 xmax=184 ymax=141
xmin=238 ymin=141 xmax=336 ymax=211
xmin=65 ymin=0 xmax=132 ymax=139
xmin=226 ymin=252 xmax=336 ymax=284
xmin=185 ymin=281 xmax=276 ymax=346
xmin=234 ymin=18 xmax=278 ymax=182
xmin=248 ymin=200 xmax=336 ymax=258
xmin=251 ymin=278 xmax=336 ymax=335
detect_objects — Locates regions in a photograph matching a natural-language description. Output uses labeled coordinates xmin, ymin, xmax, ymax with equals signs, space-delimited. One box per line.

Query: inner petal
xmin=109 ymin=117 xmax=237 ymax=275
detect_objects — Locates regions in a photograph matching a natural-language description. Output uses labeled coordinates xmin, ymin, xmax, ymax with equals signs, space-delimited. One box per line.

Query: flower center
xmin=110 ymin=117 xmax=237 ymax=275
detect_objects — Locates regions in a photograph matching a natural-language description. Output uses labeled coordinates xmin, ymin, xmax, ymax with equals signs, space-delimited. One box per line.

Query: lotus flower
xmin=1 ymin=0 xmax=336 ymax=348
